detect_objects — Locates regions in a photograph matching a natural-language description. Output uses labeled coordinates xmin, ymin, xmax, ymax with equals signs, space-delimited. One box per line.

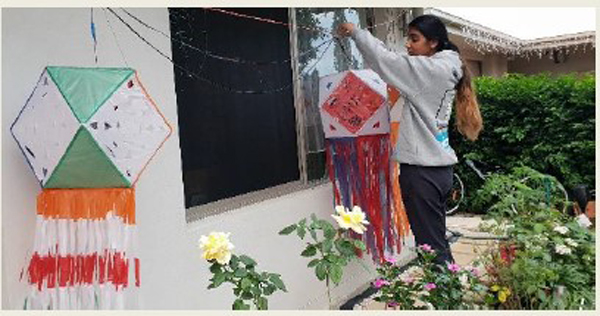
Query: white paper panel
xmin=86 ymin=74 xmax=170 ymax=185
xmin=11 ymin=69 xmax=80 ymax=185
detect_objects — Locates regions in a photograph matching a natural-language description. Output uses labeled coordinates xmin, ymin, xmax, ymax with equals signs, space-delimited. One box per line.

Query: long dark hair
xmin=409 ymin=14 xmax=483 ymax=141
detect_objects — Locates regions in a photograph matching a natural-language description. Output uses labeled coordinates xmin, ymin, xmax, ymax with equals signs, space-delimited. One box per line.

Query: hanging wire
xmin=205 ymin=7 xmax=324 ymax=32
xmin=107 ymin=7 xmax=335 ymax=94
xmin=121 ymin=8 xmax=334 ymax=66
xmin=106 ymin=8 xmax=409 ymax=94
xmin=102 ymin=8 xmax=129 ymax=67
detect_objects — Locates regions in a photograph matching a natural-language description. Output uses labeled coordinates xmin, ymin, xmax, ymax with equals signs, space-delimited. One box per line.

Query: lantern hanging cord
xmin=102 ymin=8 xmax=129 ymax=67
xmin=90 ymin=8 xmax=98 ymax=65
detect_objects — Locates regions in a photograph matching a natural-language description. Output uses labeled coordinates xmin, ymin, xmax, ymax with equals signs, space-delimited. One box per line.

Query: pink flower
xmin=470 ymin=267 xmax=481 ymax=277
xmin=419 ymin=244 xmax=434 ymax=253
xmin=424 ymin=282 xmax=437 ymax=291
xmin=387 ymin=302 xmax=399 ymax=308
xmin=384 ymin=255 xmax=397 ymax=264
xmin=447 ymin=263 xmax=461 ymax=273
xmin=373 ymin=278 xmax=390 ymax=289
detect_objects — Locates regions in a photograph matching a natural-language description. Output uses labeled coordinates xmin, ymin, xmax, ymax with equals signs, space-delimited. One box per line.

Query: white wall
xmin=2 ymin=8 xmax=415 ymax=310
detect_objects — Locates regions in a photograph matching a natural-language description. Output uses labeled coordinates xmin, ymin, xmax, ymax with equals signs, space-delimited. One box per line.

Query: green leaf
xmin=324 ymin=226 xmax=336 ymax=239
xmin=318 ymin=220 xmax=333 ymax=231
xmin=330 ymin=264 xmax=343 ymax=285
xmin=299 ymin=218 xmax=307 ymax=225
xmin=297 ymin=225 xmax=307 ymax=239
xmin=241 ymin=278 xmax=252 ymax=290
xmin=209 ymin=262 xmax=222 ymax=274
xmin=241 ymin=291 xmax=254 ymax=300
xmin=279 ymin=224 xmax=297 ymax=235
xmin=315 ymin=262 xmax=327 ymax=281
xmin=233 ymin=299 xmax=250 ymax=310
xmin=270 ymin=274 xmax=287 ymax=292
xmin=309 ymin=228 xmax=318 ymax=240
xmin=212 ymin=272 xmax=227 ymax=287
xmin=229 ymin=255 xmax=239 ymax=268
xmin=251 ymin=286 xmax=262 ymax=296
xmin=322 ymin=239 xmax=333 ymax=253
xmin=256 ymin=297 xmax=268 ymax=310
xmin=234 ymin=268 xmax=248 ymax=278
xmin=263 ymin=284 xmax=277 ymax=295
xmin=301 ymin=245 xmax=317 ymax=257
xmin=307 ymin=259 xmax=320 ymax=268
xmin=239 ymin=255 xmax=257 ymax=267
xmin=533 ymin=223 xmax=545 ymax=233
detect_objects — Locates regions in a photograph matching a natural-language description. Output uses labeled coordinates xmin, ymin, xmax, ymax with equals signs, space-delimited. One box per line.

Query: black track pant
xmin=399 ymin=163 xmax=455 ymax=265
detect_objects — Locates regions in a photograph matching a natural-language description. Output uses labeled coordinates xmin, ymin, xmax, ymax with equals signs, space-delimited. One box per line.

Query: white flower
xmin=332 ymin=205 xmax=370 ymax=234
xmin=565 ymin=238 xmax=578 ymax=248
xmin=553 ymin=226 xmax=569 ymax=235
xmin=400 ymin=271 xmax=415 ymax=284
xmin=555 ymin=244 xmax=572 ymax=255
xmin=576 ymin=214 xmax=592 ymax=228
xmin=407 ymin=266 xmax=424 ymax=278
xmin=459 ymin=274 xmax=470 ymax=288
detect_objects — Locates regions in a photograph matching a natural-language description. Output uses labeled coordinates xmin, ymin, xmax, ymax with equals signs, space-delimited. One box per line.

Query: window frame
xmin=185 ymin=8 xmax=330 ymax=222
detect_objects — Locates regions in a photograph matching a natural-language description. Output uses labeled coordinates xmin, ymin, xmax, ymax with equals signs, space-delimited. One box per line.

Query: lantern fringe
xmin=22 ymin=188 xmax=140 ymax=310
xmin=326 ymin=134 xmax=410 ymax=263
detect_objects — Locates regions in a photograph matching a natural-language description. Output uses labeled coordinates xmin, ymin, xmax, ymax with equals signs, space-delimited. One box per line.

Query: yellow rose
xmin=491 ymin=285 xmax=500 ymax=292
xmin=332 ymin=205 xmax=370 ymax=234
xmin=199 ymin=232 xmax=235 ymax=265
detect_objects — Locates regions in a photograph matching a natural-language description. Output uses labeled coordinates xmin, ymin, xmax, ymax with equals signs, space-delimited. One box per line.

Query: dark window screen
xmin=169 ymin=8 xmax=299 ymax=208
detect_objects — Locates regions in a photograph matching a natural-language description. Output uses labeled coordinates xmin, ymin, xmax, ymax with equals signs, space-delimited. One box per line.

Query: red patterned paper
xmin=322 ymin=72 xmax=385 ymax=134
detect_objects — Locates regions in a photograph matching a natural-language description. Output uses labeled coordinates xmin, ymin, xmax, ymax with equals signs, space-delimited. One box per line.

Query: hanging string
xmin=334 ymin=36 xmax=357 ymax=70
xmin=206 ymin=7 xmax=408 ymax=34
xmin=205 ymin=7 xmax=324 ymax=33
xmin=90 ymin=8 xmax=98 ymax=65
xmin=102 ymin=8 xmax=129 ymax=67
xmin=121 ymin=8 xmax=334 ymax=67
xmin=120 ymin=7 xmax=407 ymax=67
xmin=107 ymin=7 xmax=334 ymax=94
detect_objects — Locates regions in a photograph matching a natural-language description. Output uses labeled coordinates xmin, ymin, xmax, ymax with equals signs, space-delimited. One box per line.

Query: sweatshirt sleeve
xmin=350 ymin=28 xmax=453 ymax=99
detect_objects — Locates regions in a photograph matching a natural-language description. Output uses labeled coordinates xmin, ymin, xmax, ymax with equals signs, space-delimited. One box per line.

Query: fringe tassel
xmin=22 ymin=188 xmax=139 ymax=310
xmin=326 ymin=134 xmax=410 ymax=263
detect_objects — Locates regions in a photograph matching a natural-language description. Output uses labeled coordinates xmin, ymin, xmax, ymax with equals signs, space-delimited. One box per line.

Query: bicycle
xmin=446 ymin=159 xmax=570 ymax=216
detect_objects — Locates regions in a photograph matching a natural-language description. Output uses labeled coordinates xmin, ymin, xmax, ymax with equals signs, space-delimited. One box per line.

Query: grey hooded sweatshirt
xmin=350 ymin=28 xmax=463 ymax=166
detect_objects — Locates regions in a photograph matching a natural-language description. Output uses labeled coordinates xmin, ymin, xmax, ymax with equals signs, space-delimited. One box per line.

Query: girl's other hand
xmin=336 ymin=23 xmax=355 ymax=38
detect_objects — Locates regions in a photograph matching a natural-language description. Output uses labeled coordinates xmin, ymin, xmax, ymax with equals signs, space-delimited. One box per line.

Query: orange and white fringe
xmin=21 ymin=188 xmax=140 ymax=310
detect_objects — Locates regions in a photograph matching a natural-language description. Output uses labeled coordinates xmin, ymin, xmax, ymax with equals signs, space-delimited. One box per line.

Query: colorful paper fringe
xmin=21 ymin=188 xmax=140 ymax=310
xmin=324 ymin=83 xmax=410 ymax=263
xmin=326 ymin=134 xmax=407 ymax=262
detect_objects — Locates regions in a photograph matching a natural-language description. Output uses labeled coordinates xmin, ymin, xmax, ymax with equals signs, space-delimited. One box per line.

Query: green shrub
xmin=450 ymin=73 xmax=595 ymax=213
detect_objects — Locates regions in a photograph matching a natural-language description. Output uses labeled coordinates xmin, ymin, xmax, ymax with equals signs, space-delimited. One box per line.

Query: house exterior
xmin=3 ymin=7 xmax=593 ymax=310
xmin=2 ymin=8 xmax=418 ymax=310
xmin=427 ymin=8 xmax=596 ymax=77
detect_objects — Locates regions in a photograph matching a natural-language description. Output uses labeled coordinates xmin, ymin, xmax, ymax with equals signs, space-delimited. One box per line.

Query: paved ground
xmin=354 ymin=213 xmax=499 ymax=310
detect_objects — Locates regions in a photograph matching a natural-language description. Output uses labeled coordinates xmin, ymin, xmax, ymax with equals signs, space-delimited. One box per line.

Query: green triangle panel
xmin=44 ymin=127 xmax=131 ymax=188
xmin=46 ymin=67 xmax=134 ymax=123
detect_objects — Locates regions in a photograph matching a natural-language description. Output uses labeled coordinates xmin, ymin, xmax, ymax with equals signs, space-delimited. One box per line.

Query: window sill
xmin=185 ymin=178 xmax=330 ymax=223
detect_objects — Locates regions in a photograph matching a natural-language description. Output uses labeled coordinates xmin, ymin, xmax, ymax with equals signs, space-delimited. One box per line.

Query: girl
xmin=337 ymin=14 xmax=483 ymax=264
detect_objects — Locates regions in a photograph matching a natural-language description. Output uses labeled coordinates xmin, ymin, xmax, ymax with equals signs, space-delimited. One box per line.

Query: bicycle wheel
xmin=519 ymin=175 xmax=569 ymax=214
xmin=446 ymin=173 xmax=464 ymax=215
